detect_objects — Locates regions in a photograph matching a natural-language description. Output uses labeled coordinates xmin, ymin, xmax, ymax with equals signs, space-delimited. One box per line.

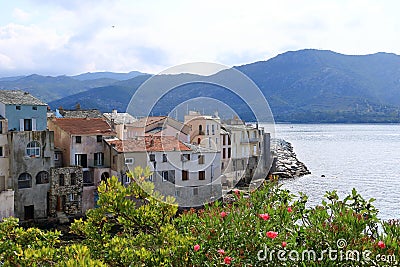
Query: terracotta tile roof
xmin=132 ymin=116 xmax=191 ymax=135
xmin=106 ymin=136 xmax=191 ymax=152
xmin=131 ymin=116 xmax=166 ymax=127
xmin=51 ymin=118 xmax=116 ymax=135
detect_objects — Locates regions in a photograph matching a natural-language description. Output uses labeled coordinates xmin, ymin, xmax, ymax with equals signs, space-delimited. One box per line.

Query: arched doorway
xmin=101 ymin=172 xmax=110 ymax=182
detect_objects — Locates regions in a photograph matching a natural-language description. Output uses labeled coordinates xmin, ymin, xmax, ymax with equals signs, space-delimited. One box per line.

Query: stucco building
xmin=48 ymin=118 xmax=116 ymax=212
xmin=103 ymin=110 xmax=137 ymax=140
xmin=0 ymin=90 xmax=54 ymax=220
xmin=104 ymin=135 xmax=222 ymax=207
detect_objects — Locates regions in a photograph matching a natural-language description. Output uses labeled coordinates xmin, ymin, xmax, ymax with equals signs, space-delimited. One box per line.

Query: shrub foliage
xmin=0 ymin=167 xmax=399 ymax=266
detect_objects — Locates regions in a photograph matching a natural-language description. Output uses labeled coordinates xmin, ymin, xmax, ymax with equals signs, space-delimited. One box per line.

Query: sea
xmin=272 ymin=123 xmax=400 ymax=221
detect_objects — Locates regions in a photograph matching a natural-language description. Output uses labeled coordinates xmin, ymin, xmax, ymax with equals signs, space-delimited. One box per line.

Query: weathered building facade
xmin=49 ymin=166 xmax=83 ymax=217
xmin=104 ymin=136 xmax=222 ymax=207
xmin=48 ymin=118 xmax=115 ymax=212
xmin=0 ymin=90 xmax=54 ymax=220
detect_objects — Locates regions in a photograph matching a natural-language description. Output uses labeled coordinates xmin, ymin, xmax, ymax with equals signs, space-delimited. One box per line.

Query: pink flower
xmin=258 ymin=213 xmax=270 ymax=220
xmin=282 ymin=241 xmax=287 ymax=248
xmin=194 ymin=244 xmax=200 ymax=252
xmin=287 ymin=207 xmax=293 ymax=213
xmin=217 ymin=249 xmax=225 ymax=255
xmin=266 ymin=231 xmax=278 ymax=239
xmin=377 ymin=241 xmax=385 ymax=249
xmin=233 ymin=189 xmax=240 ymax=198
xmin=224 ymin=256 xmax=232 ymax=264
xmin=221 ymin=211 xmax=228 ymax=218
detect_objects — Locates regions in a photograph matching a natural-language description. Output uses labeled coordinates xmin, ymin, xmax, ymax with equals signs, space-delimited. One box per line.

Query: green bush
xmin=1 ymin=169 xmax=399 ymax=266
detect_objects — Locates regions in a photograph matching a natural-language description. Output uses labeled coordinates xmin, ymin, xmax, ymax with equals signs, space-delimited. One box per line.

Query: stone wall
xmin=49 ymin=166 xmax=83 ymax=217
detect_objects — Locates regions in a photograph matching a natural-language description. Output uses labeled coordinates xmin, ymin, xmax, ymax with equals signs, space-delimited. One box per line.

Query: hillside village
xmin=0 ymin=90 xmax=273 ymax=222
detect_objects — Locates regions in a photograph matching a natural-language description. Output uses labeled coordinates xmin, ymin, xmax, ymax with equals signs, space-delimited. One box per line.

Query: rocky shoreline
xmin=271 ymin=139 xmax=311 ymax=178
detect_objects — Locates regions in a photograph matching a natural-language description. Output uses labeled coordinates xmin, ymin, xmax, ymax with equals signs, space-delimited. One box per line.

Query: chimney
xmin=112 ymin=109 xmax=117 ymax=115
xmin=110 ymin=118 xmax=115 ymax=130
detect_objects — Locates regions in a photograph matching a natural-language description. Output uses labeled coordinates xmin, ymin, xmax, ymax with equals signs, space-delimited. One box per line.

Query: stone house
xmin=0 ymin=90 xmax=54 ymax=220
xmin=104 ymin=135 xmax=222 ymax=207
xmin=47 ymin=118 xmax=116 ymax=213
xmin=48 ymin=166 xmax=83 ymax=217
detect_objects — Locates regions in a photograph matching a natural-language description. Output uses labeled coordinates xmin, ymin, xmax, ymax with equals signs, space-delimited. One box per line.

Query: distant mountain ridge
xmin=0 ymin=71 xmax=147 ymax=103
xmin=3 ymin=49 xmax=400 ymax=123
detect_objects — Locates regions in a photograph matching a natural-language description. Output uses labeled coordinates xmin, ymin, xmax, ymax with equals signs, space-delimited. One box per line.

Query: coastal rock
xmin=271 ymin=139 xmax=311 ymax=179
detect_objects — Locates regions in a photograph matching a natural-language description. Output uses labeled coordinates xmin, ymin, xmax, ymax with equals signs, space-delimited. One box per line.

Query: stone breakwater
xmin=271 ymin=139 xmax=311 ymax=178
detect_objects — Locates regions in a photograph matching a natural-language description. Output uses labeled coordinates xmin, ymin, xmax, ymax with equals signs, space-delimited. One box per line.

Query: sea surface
xmin=272 ymin=123 xmax=400 ymax=221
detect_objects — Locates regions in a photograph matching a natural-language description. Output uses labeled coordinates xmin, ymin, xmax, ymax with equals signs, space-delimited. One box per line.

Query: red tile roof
xmin=50 ymin=118 xmax=116 ymax=135
xmin=106 ymin=136 xmax=191 ymax=152
xmin=131 ymin=116 xmax=167 ymax=127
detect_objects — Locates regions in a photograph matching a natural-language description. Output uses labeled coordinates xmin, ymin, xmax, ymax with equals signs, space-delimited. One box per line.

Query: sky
xmin=1 ymin=0 xmax=400 ymax=77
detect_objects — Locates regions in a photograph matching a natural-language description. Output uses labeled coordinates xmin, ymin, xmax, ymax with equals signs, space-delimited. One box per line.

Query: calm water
xmin=273 ymin=124 xmax=400 ymax=221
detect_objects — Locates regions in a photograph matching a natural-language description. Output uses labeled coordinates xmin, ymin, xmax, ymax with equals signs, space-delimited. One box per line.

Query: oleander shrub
xmin=176 ymin=183 xmax=399 ymax=266
xmin=1 ymin=169 xmax=399 ymax=266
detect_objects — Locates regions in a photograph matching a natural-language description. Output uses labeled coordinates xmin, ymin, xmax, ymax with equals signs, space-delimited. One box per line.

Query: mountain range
xmin=1 ymin=49 xmax=400 ymax=123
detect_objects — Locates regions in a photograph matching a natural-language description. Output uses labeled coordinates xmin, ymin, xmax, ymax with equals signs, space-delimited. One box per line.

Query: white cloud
xmin=1 ymin=0 xmax=400 ymax=76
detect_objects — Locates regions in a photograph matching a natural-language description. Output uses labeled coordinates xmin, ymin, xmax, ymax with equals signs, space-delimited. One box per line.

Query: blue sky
xmin=1 ymin=0 xmax=400 ymax=76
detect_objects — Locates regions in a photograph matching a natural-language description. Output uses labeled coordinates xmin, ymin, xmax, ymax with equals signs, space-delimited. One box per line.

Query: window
xmin=199 ymin=171 xmax=205 ymax=180
xmin=0 ymin=147 xmax=3 ymax=157
xmin=59 ymin=174 xmax=65 ymax=186
xmin=75 ymin=154 xmax=88 ymax=168
xmin=16 ymin=106 xmax=21 ymax=110
xmin=149 ymin=154 xmax=155 ymax=162
xmin=94 ymin=152 xmax=104 ymax=166
xmin=26 ymin=141 xmax=40 ymax=157
xmin=24 ymin=119 xmax=32 ymax=131
xmin=181 ymin=154 xmax=190 ymax=161
xmin=0 ymin=121 xmax=2 ymax=134
xmin=18 ymin=173 xmax=32 ymax=189
xmin=162 ymin=154 xmax=167 ymax=162
xmin=175 ymin=190 xmax=180 ymax=197
xmin=193 ymin=187 xmax=198 ymax=195
xmin=182 ymin=170 xmax=189 ymax=181
xmin=223 ymin=135 xmax=226 ymax=145
xmin=148 ymin=174 xmax=153 ymax=181
xmin=212 ymin=124 xmax=215 ymax=135
xmin=162 ymin=171 xmax=168 ymax=182
xmin=125 ymin=158 xmax=134 ymax=164
xmin=36 ymin=171 xmax=49 ymax=184
xmin=222 ymin=148 xmax=226 ymax=159
xmin=83 ymin=171 xmax=94 ymax=186
xmin=228 ymin=148 xmax=231 ymax=158
xmin=32 ymin=106 xmax=37 ymax=110
xmin=69 ymin=193 xmax=77 ymax=201
xmin=206 ymin=125 xmax=209 ymax=135
xmin=54 ymin=153 xmax=59 ymax=161
xmin=97 ymin=135 xmax=102 ymax=142
xmin=228 ymin=136 xmax=231 ymax=145
xmin=198 ymin=155 xmax=205 ymax=164
xmin=75 ymin=136 xmax=81 ymax=143
xmin=70 ymin=173 xmax=77 ymax=185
